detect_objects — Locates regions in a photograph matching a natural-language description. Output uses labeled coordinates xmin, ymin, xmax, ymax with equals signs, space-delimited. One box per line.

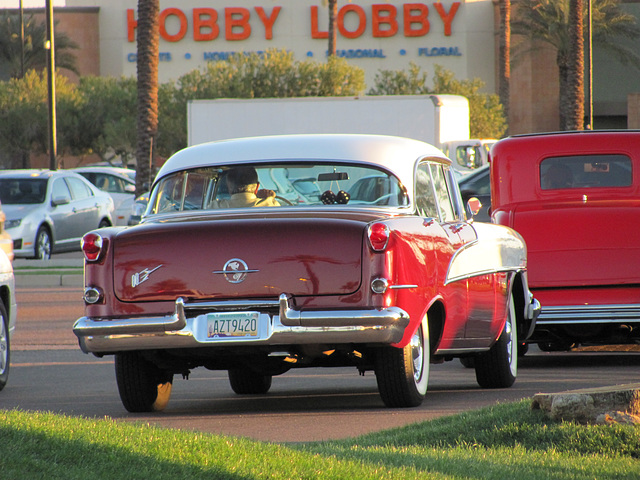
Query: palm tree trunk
xmin=328 ymin=0 xmax=337 ymax=57
xmin=135 ymin=0 xmax=159 ymax=196
xmin=498 ymin=0 xmax=511 ymax=135
xmin=566 ymin=0 xmax=585 ymax=130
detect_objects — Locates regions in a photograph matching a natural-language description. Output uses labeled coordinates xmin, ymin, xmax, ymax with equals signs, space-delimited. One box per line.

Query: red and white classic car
xmin=74 ymin=134 xmax=539 ymax=412
xmin=490 ymin=130 xmax=640 ymax=350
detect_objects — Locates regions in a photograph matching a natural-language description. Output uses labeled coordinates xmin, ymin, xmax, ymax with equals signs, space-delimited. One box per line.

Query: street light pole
xmin=45 ymin=0 xmax=57 ymax=170
xmin=19 ymin=0 xmax=24 ymax=78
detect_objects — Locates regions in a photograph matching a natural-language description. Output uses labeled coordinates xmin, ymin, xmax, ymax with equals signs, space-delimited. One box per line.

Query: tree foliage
xmin=0 ymin=12 xmax=79 ymax=79
xmin=0 ymin=70 xmax=77 ymax=168
xmin=0 ymin=49 xmax=365 ymax=169
xmin=512 ymin=0 xmax=640 ymax=130
xmin=161 ymin=50 xmax=365 ymax=153
xmin=368 ymin=63 xmax=507 ymax=139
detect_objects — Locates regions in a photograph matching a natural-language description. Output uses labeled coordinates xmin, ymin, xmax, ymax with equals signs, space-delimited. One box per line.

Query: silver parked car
xmin=73 ymin=166 xmax=137 ymax=226
xmin=0 ymin=170 xmax=114 ymax=260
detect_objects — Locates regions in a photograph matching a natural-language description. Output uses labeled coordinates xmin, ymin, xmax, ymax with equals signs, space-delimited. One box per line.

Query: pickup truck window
xmin=540 ymin=155 xmax=632 ymax=190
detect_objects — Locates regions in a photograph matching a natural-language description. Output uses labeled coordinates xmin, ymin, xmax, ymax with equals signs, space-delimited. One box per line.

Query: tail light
xmin=82 ymin=232 xmax=104 ymax=262
xmin=368 ymin=222 xmax=390 ymax=251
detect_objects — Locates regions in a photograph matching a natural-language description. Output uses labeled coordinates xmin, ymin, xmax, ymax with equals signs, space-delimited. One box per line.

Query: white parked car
xmin=0 ymin=248 xmax=16 ymax=391
xmin=73 ymin=167 xmax=137 ymax=226
xmin=0 ymin=170 xmax=114 ymax=260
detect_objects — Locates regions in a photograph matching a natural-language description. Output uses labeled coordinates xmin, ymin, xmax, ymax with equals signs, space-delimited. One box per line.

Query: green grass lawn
xmin=1 ymin=400 xmax=638 ymax=479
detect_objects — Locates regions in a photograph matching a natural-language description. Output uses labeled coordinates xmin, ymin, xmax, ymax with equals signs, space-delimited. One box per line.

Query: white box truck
xmin=187 ymin=94 xmax=470 ymax=152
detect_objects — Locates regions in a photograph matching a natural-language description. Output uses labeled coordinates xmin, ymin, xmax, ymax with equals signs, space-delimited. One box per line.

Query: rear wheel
xmin=0 ymin=303 xmax=10 ymax=391
xmin=34 ymin=226 xmax=51 ymax=260
xmin=115 ymin=351 xmax=173 ymax=412
xmin=375 ymin=315 xmax=429 ymax=408
xmin=228 ymin=368 xmax=273 ymax=394
xmin=474 ymin=293 xmax=517 ymax=388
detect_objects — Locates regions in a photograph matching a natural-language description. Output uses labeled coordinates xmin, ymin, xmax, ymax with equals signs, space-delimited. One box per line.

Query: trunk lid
xmin=113 ymin=212 xmax=375 ymax=302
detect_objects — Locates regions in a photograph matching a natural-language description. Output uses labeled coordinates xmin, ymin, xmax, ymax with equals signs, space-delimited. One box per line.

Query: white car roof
xmin=72 ymin=166 xmax=136 ymax=181
xmin=154 ymin=134 xmax=450 ymax=192
xmin=0 ymin=169 xmax=83 ymax=180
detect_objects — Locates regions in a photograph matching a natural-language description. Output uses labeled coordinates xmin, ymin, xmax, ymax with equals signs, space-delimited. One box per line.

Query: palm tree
xmin=328 ymin=0 xmax=338 ymax=57
xmin=498 ymin=0 xmax=511 ymax=134
xmin=512 ymin=0 xmax=640 ymax=130
xmin=0 ymin=12 xmax=78 ymax=79
xmin=566 ymin=0 xmax=585 ymax=130
xmin=135 ymin=0 xmax=159 ymax=196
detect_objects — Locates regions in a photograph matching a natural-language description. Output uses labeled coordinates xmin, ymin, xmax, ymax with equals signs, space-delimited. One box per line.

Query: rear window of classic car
xmin=540 ymin=155 xmax=632 ymax=190
xmin=149 ymin=163 xmax=409 ymax=213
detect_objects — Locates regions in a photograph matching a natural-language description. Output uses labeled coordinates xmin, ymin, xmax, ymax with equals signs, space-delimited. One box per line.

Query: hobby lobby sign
xmin=126 ymin=3 xmax=462 ymax=42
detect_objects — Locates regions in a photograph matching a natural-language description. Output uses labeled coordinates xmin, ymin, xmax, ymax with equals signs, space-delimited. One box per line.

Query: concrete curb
xmin=532 ymin=383 xmax=640 ymax=424
xmin=14 ymin=273 xmax=84 ymax=288
xmin=13 ymin=257 xmax=84 ymax=288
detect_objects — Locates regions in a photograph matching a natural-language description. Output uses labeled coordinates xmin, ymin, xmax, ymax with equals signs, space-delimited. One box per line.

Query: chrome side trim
xmin=537 ymin=304 xmax=640 ymax=325
xmin=445 ymin=223 xmax=527 ymax=285
xmin=73 ymin=295 xmax=411 ymax=354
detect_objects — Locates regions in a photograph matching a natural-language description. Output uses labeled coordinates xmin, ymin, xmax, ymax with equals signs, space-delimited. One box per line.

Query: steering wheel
xmin=275 ymin=195 xmax=294 ymax=206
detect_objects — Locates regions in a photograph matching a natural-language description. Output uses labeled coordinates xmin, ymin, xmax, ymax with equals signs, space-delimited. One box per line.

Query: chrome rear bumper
xmin=73 ymin=294 xmax=411 ymax=354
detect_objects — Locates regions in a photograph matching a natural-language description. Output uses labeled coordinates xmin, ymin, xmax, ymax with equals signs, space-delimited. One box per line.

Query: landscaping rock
xmin=531 ymin=383 xmax=640 ymax=425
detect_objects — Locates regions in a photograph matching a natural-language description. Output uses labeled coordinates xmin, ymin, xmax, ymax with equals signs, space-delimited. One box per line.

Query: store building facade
xmin=4 ymin=0 xmax=640 ymax=135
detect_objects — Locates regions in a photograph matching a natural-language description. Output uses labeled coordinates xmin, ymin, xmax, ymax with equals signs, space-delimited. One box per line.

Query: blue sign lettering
xmin=418 ymin=47 xmax=462 ymax=57
xmin=332 ymin=49 xmax=386 ymax=59
xmin=127 ymin=52 xmax=173 ymax=62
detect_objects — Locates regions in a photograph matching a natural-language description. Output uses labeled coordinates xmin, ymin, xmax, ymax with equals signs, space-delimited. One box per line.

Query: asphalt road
xmin=4 ymin=283 xmax=640 ymax=443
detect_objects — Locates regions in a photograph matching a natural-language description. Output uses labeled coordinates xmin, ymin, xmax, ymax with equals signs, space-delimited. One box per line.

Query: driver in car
xmin=219 ymin=166 xmax=280 ymax=208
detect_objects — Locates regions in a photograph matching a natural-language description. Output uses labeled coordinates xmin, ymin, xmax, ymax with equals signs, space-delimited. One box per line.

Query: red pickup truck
xmin=490 ymin=130 xmax=640 ymax=351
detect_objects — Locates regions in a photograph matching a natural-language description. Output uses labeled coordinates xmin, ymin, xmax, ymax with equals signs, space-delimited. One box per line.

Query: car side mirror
xmin=125 ymin=184 xmax=136 ymax=193
xmin=466 ymin=197 xmax=482 ymax=217
xmin=51 ymin=195 xmax=70 ymax=207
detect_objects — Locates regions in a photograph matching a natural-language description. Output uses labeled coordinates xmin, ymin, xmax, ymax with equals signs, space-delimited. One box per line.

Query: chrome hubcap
xmin=0 ymin=319 xmax=7 ymax=375
xmin=411 ymin=329 xmax=424 ymax=382
xmin=38 ymin=233 xmax=50 ymax=259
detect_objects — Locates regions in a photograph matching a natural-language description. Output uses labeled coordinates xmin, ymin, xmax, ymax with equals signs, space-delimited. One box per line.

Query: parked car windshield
xmin=0 ymin=178 xmax=48 ymax=205
xmin=148 ymin=163 xmax=409 ymax=214
xmin=540 ymin=155 xmax=632 ymax=190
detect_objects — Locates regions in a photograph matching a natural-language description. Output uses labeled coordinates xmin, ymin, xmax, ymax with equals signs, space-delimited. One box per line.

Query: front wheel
xmin=0 ymin=303 xmax=10 ymax=391
xmin=474 ymin=292 xmax=517 ymax=388
xmin=34 ymin=226 xmax=51 ymax=260
xmin=375 ymin=315 xmax=430 ymax=408
xmin=115 ymin=351 xmax=174 ymax=412
xmin=228 ymin=368 xmax=272 ymax=394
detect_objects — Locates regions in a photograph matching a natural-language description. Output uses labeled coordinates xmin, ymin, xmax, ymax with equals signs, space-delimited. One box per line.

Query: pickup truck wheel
xmin=375 ymin=315 xmax=429 ymax=408
xmin=115 ymin=352 xmax=174 ymax=412
xmin=0 ymin=303 xmax=10 ymax=391
xmin=228 ymin=368 xmax=272 ymax=394
xmin=474 ymin=293 xmax=517 ymax=388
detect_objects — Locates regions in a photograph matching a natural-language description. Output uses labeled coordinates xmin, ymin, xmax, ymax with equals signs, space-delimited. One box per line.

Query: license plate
xmin=207 ymin=312 xmax=260 ymax=338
